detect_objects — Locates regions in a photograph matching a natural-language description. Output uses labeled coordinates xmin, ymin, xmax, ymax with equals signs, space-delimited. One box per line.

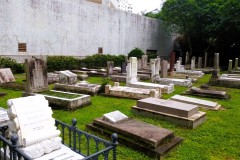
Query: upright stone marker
xmin=234 ymin=58 xmax=238 ymax=70
xmin=25 ymin=57 xmax=48 ymax=93
xmin=185 ymin=52 xmax=190 ymax=64
xmin=198 ymin=57 xmax=202 ymax=68
xmin=161 ymin=60 xmax=168 ymax=78
xmin=142 ymin=55 xmax=148 ymax=69
xmin=155 ymin=57 xmax=160 ymax=76
xmin=107 ymin=61 xmax=114 ymax=75
xmin=204 ymin=52 xmax=208 ymax=68
xmin=127 ymin=57 xmax=138 ymax=83
xmin=121 ymin=62 xmax=127 ymax=73
xmin=150 ymin=59 xmax=156 ymax=82
xmin=169 ymin=52 xmax=176 ymax=74
xmin=214 ymin=53 xmax=220 ymax=70
xmin=191 ymin=56 xmax=196 ymax=70
xmin=0 ymin=68 xmax=15 ymax=83
xmin=137 ymin=59 xmax=142 ymax=70
xmin=228 ymin=60 xmax=233 ymax=72
xmin=178 ymin=57 xmax=182 ymax=65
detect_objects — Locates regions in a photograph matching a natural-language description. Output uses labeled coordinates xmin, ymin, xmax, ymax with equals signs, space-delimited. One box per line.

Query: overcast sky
xmin=128 ymin=0 xmax=165 ymax=14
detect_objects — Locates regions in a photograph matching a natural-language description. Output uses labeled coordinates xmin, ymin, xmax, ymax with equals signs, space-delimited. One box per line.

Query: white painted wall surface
xmin=0 ymin=0 xmax=174 ymax=60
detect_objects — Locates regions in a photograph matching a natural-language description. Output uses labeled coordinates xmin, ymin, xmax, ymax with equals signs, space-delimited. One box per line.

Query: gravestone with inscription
xmin=0 ymin=68 xmax=15 ymax=83
xmin=25 ymin=57 xmax=48 ymax=93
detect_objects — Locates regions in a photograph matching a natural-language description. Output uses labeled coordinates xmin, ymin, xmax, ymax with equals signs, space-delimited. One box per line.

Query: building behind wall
xmin=0 ymin=0 xmax=174 ymax=62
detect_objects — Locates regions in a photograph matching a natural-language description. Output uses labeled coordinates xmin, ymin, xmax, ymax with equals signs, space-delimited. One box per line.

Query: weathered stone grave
xmin=7 ymin=95 xmax=84 ymax=159
xmin=104 ymin=82 xmax=161 ymax=99
xmin=86 ymin=111 xmax=182 ymax=159
xmin=47 ymin=72 xmax=59 ymax=84
xmin=59 ymin=70 xmax=77 ymax=85
xmin=25 ymin=57 xmax=48 ymax=93
xmin=71 ymin=70 xmax=89 ymax=80
xmin=126 ymin=57 xmax=174 ymax=94
xmin=170 ymin=95 xmax=221 ymax=110
xmin=0 ymin=68 xmax=15 ymax=83
xmin=132 ymin=97 xmax=206 ymax=129
xmin=160 ymin=60 xmax=168 ymax=78
xmin=183 ymin=86 xmax=229 ymax=99
xmin=0 ymin=107 xmax=9 ymax=127
xmin=107 ymin=61 xmax=114 ymax=75
xmin=142 ymin=54 xmax=148 ymax=69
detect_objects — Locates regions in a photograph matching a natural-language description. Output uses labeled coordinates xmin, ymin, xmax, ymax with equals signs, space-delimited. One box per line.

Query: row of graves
xmin=0 ymin=52 xmax=237 ymax=159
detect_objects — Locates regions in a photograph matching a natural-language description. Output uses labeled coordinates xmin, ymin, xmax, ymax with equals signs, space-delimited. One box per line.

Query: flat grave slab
xmin=183 ymin=86 xmax=229 ymax=99
xmin=155 ymin=78 xmax=192 ymax=87
xmin=87 ymin=113 xmax=182 ymax=158
xmin=170 ymin=95 xmax=221 ymax=110
xmin=128 ymin=82 xmax=174 ymax=94
xmin=137 ymin=98 xmax=198 ymax=118
xmin=105 ymin=83 xmax=161 ymax=99
xmin=132 ymin=98 xmax=206 ymax=129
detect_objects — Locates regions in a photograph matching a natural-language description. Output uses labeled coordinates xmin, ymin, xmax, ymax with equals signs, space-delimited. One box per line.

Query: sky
xmin=128 ymin=0 xmax=165 ymax=14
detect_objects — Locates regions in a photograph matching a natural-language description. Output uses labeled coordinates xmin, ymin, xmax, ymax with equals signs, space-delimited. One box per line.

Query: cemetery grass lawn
xmin=1 ymin=74 xmax=240 ymax=159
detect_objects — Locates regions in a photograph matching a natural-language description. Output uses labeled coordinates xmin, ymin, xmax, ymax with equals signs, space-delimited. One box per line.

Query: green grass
xmin=0 ymin=74 xmax=240 ymax=159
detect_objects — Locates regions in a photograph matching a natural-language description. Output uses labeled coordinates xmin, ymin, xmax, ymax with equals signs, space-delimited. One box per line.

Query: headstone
xmin=150 ymin=59 xmax=156 ymax=82
xmin=214 ymin=53 xmax=220 ymax=70
xmin=234 ymin=58 xmax=238 ymax=70
xmin=107 ymin=61 xmax=114 ymax=75
xmin=103 ymin=110 xmax=129 ymax=123
xmin=121 ymin=62 xmax=127 ymax=73
xmin=204 ymin=52 xmax=208 ymax=68
xmin=169 ymin=52 xmax=176 ymax=73
xmin=191 ymin=56 xmax=196 ymax=70
xmin=137 ymin=59 xmax=142 ymax=70
xmin=126 ymin=57 xmax=138 ymax=83
xmin=176 ymin=61 xmax=181 ymax=72
xmin=185 ymin=52 xmax=189 ymax=64
xmin=0 ymin=68 xmax=15 ymax=83
xmin=178 ymin=57 xmax=182 ymax=65
xmin=25 ymin=57 xmax=48 ymax=93
xmin=156 ymin=57 xmax=161 ymax=74
xmin=198 ymin=57 xmax=202 ymax=68
xmin=142 ymin=55 xmax=148 ymax=69
xmin=228 ymin=60 xmax=233 ymax=72
xmin=59 ymin=70 xmax=77 ymax=85
xmin=161 ymin=60 xmax=168 ymax=78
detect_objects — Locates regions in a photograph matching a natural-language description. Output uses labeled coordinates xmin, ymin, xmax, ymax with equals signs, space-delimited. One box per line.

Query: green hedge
xmin=47 ymin=54 xmax=125 ymax=71
xmin=0 ymin=57 xmax=24 ymax=73
xmin=128 ymin=48 xmax=144 ymax=59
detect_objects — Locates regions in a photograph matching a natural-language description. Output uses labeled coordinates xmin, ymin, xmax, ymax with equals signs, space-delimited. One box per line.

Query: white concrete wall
xmin=0 ymin=0 xmax=174 ymax=60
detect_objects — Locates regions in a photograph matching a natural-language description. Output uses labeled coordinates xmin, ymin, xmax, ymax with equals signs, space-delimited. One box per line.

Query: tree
xmin=159 ymin=0 xmax=240 ymax=65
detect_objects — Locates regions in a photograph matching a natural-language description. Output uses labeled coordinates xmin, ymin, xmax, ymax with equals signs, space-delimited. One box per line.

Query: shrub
xmin=47 ymin=56 xmax=80 ymax=72
xmin=0 ymin=57 xmax=24 ymax=73
xmin=128 ymin=48 xmax=144 ymax=59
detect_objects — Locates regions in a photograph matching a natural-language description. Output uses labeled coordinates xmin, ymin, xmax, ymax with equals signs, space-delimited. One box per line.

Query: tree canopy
xmin=146 ymin=0 xmax=240 ymax=65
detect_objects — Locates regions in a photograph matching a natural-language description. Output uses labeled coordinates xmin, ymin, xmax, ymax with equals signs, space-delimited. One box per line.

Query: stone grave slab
xmin=183 ymin=86 xmax=229 ymax=99
xmin=86 ymin=111 xmax=182 ymax=158
xmin=103 ymin=110 xmax=129 ymax=123
xmin=59 ymin=70 xmax=77 ymax=85
xmin=54 ymin=81 xmax=100 ymax=95
xmin=47 ymin=72 xmax=59 ymax=84
xmin=0 ymin=107 xmax=9 ymax=127
xmin=170 ymin=95 xmax=221 ymax=110
xmin=155 ymin=78 xmax=192 ymax=87
xmin=132 ymin=98 xmax=206 ymax=129
xmin=0 ymin=68 xmax=15 ymax=83
xmin=104 ymin=82 xmax=161 ymax=99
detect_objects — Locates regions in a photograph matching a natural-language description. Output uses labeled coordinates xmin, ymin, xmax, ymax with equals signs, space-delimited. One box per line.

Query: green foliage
xmin=160 ymin=0 xmax=240 ymax=63
xmin=47 ymin=56 xmax=80 ymax=72
xmin=128 ymin=48 xmax=144 ymax=59
xmin=0 ymin=57 xmax=24 ymax=73
xmin=98 ymin=77 xmax=112 ymax=94
xmin=81 ymin=54 xmax=125 ymax=68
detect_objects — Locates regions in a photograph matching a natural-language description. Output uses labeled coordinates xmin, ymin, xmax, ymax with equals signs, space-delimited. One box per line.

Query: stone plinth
xmin=132 ymin=97 xmax=206 ymax=129
xmin=170 ymin=95 xmax=221 ymax=110
xmin=104 ymin=82 xmax=161 ymax=99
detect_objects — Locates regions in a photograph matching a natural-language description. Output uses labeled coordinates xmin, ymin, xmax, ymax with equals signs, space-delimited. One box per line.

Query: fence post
xmin=10 ymin=134 xmax=18 ymax=160
xmin=71 ymin=118 xmax=77 ymax=151
xmin=111 ymin=133 xmax=118 ymax=160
